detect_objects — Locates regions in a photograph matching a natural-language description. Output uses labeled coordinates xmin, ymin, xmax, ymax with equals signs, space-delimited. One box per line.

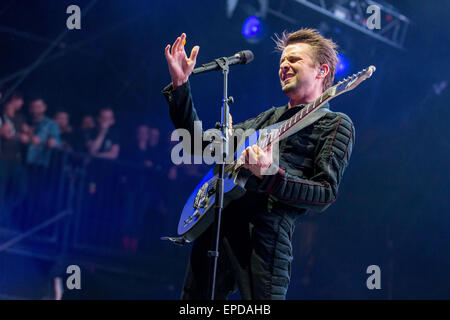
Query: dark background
xmin=0 ymin=0 xmax=449 ymax=299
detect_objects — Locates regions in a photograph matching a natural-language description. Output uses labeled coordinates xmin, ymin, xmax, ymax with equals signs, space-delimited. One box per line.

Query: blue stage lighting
xmin=336 ymin=53 xmax=351 ymax=77
xmin=242 ymin=16 xmax=264 ymax=43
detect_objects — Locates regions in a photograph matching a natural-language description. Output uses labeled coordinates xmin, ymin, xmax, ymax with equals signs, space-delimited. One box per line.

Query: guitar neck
xmin=226 ymin=89 xmax=333 ymax=174
xmin=226 ymin=65 xmax=376 ymax=174
xmin=258 ymin=87 xmax=334 ymax=150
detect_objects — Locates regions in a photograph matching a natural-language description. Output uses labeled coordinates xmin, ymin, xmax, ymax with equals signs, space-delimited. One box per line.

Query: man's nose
xmin=280 ymin=62 xmax=290 ymax=73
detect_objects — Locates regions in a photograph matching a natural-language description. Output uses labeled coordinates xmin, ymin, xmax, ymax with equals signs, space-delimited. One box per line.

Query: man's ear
xmin=317 ymin=64 xmax=329 ymax=79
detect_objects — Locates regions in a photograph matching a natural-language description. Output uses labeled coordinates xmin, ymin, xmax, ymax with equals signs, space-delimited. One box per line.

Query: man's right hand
xmin=164 ymin=33 xmax=199 ymax=89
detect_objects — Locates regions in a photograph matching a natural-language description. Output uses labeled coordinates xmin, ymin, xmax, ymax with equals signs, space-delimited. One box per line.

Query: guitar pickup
xmin=184 ymin=209 xmax=202 ymax=226
xmin=207 ymin=180 xmax=217 ymax=196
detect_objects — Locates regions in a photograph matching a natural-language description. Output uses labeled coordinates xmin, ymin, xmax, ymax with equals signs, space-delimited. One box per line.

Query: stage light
xmin=336 ymin=53 xmax=351 ymax=78
xmin=242 ymin=15 xmax=265 ymax=43
xmin=332 ymin=5 xmax=350 ymax=21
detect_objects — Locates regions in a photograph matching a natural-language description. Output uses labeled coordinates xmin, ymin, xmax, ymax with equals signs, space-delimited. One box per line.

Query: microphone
xmin=192 ymin=50 xmax=254 ymax=75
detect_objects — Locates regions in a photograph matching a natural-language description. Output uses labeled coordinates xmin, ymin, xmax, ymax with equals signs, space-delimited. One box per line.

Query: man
xmin=72 ymin=114 xmax=96 ymax=153
xmin=0 ymin=92 xmax=29 ymax=160
xmin=53 ymin=110 xmax=75 ymax=151
xmin=26 ymin=97 xmax=61 ymax=167
xmin=86 ymin=108 xmax=120 ymax=160
xmin=81 ymin=115 xmax=96 ymax=132
xmin=0 ymin=92 xmax=29 ymax=217
xmin=124 ymin=125 xmax=159 ymax=168
xmin=121 ymin=124 xmax=164 ymax=252
xmin=163 ymin=29 xmax=355 ymax=299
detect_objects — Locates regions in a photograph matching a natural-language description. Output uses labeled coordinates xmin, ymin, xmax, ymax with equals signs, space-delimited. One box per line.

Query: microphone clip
xmin=214 ymin=57 xmax=229 ymax=72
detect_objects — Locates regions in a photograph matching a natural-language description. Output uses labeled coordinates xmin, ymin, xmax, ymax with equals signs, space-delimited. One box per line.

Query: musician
xmin=162 ymin=29 xmax=354 ymax=299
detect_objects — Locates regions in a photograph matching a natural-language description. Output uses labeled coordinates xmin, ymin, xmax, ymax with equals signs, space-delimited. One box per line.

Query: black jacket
xmin=163 ymin=81 xmax=355 ymax=215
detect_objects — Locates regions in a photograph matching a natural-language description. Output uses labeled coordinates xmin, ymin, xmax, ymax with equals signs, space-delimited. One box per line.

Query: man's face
xmin=137 ymin=125 xmax=149 ymax=141
xmin=148 ymin=128 xmax=160 ymax=147
xmin=29 ymin=99 xmax=47 ymax=117
xmin=98 ymin=110 xmax=115 ymax=128
xmin=12 ymin=97 xmax=24 ymax=111
xmin=81 ymin=116 xmax=95 ymax=130
xmin=5 ymin=97 xmax=23 ymax=114
xmin=54 ymin=112 xmax=69 ymax=129
xmin=279 ymin=43 xmax=320 ymax=97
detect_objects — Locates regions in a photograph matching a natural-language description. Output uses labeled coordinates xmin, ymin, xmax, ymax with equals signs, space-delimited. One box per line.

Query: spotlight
xmin=332 ymin=5 xmax=350 ymax=21
xmin=242 ymin=15 xmax=265 ymax=44
xmin=336 ymin=53 xmax=351 ymax=78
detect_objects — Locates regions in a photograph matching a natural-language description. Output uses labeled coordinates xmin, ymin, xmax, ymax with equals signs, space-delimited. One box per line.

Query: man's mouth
xmin=282 ymin=73 xmax=295 ymax=82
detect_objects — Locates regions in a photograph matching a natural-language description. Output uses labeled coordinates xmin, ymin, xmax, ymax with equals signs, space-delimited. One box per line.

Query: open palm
xmin=164 ymin=33 xmax=199 ymax=89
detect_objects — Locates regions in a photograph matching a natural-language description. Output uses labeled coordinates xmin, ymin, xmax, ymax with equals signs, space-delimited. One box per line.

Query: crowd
xmin=0 ymin=90 xmax=156 ymax=166
xmin=0 ymin=88 xmax=208 ymax=254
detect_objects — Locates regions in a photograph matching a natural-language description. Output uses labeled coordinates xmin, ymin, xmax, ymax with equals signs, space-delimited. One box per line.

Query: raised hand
xmin=164 ymin=33 xmax=200 ymax=89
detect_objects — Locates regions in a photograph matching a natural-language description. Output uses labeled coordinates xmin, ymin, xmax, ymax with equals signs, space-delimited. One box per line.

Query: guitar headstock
xmin=332 ymin=65 xmax=376 ymax=97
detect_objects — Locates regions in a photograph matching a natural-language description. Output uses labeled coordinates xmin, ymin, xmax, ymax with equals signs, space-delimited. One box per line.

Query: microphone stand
xmin=207 ymin=57 xmax=233 ymax=300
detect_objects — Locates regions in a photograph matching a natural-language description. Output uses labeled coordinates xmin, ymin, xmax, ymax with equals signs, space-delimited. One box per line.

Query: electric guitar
xmin=170 ymin=66 xmax=376 ymax=243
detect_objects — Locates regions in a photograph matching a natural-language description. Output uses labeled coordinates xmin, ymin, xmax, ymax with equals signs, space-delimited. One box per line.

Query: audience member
xmin=72 ymin=115 xmax=96 ymax=153
xmin=0 ymin=92 xmax=29 ymax=161
xmin=26 ymin=97 xmax=61 ymax=167
xmin=86 ymin=108 xmax=120 ymax=160
xmin=81 ymin=115 xmax=96 ymax=131
xmin=124 ymin=125 xmax=164 ymax=171
xmin=0 ymin=92 xmax=29 ymax=217
xmin=53 ymin=110 xmax=75 ymax=151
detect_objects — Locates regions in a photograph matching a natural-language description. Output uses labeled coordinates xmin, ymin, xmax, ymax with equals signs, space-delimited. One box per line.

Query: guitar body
xmin=177 ymin=170 xmax=246 ymax=242
xmin=177 ymin=129 xmax=261 ymax=242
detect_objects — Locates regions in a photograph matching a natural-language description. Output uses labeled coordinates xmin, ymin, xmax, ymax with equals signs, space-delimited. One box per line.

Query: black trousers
xmin=181 ymin=194 xmax=297 ymax=300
